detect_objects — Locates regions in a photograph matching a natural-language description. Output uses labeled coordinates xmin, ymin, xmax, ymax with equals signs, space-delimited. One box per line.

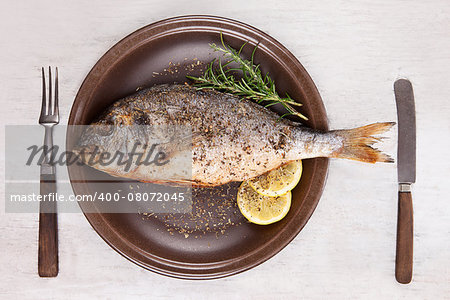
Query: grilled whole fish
xmin=75 ymin=84 xmax=394 ymax=186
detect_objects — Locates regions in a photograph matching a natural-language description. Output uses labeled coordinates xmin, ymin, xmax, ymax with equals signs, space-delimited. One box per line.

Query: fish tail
xmin=331 ymin=122 xmax=395 ymax=163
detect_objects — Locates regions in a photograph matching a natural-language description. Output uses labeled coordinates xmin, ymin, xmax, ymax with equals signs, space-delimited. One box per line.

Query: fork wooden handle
xmin=395 ymin=191 xmax=413 ymax=284
xmin=38 ymin=174 xmax=58 ymax=277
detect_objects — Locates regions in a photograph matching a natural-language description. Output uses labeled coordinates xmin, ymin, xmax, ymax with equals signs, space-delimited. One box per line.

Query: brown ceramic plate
xmin=67 ymin=15 xmax=328 ymax=279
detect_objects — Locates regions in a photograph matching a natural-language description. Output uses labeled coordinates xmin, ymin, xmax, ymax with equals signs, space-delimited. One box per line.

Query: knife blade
xmin=394 ymin=79 xmax=416 ymax=284
xmin=396 ymin=79 xmax=416 ymax=184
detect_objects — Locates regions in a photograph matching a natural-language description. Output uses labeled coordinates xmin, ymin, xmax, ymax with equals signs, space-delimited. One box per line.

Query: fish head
xmin=72 ymin=123 xmax=126 ymax=170
xmin=72 ymin=123 xmax=169 ymax=175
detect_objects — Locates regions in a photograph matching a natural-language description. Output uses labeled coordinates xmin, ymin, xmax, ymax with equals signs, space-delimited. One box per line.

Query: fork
xmin=38 ymin=67 xmax=59 ymax=277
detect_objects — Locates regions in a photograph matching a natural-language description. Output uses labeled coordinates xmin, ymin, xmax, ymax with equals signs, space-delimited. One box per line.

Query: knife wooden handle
xmin=38 ymin=174 xmax=58 ymax=277
xmin=395 ymin=191 xmax=413 ymax=284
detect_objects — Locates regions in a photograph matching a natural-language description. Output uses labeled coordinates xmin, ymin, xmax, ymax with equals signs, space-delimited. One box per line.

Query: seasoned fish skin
xmin=76 ymin=84 xmax=393 ymax=186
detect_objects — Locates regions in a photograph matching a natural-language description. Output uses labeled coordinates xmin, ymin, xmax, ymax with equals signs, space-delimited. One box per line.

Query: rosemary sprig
xmin=187 ymin=34 xmax=308 ymax=121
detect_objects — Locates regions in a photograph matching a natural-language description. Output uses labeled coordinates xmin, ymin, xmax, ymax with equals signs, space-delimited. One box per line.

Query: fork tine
xmin=48 ymin=66 xmax=52 ymax=115
xmin=40 ymin=67 xmax=47 ymax=117
xmin=54 ymin=67 xmax=59 ymax=116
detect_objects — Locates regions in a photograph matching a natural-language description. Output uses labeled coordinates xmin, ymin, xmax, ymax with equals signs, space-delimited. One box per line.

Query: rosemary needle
xmin=187 ymin=34 xmax=308 ymax=121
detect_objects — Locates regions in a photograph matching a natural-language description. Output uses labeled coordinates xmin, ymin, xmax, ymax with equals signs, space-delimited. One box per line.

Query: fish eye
xmin=95 ymin=124 xmax=114 ymax=136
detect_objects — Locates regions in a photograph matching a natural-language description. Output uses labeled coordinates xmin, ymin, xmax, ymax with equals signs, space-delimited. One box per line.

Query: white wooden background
xmin=1 ymin=0 xmax=449 ymax=299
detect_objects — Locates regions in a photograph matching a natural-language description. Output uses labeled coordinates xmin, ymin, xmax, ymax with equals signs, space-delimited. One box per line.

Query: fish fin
xmin=331 ymin=122 xmax=395 ymax=163
xmin=139 ymin=179 xmax=218 ymax=188
xmin=139 ymin=179 xmax=195 ymax=187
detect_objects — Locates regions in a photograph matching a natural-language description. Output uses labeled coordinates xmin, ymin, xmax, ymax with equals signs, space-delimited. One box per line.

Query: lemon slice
xmin=248 ymin=160 xmax=302 ymax=197
xmin=237 ymin=181 xmax=291 ymax=225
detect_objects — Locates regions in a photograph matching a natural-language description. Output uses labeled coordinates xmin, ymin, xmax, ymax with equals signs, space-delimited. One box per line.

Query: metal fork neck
xmin=41 ymin=125 xmax=56 ymax=175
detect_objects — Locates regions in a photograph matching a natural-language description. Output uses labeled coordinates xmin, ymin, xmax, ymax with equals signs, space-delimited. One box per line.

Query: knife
xmin=394 ymin=79 xmax=416 ymax=284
